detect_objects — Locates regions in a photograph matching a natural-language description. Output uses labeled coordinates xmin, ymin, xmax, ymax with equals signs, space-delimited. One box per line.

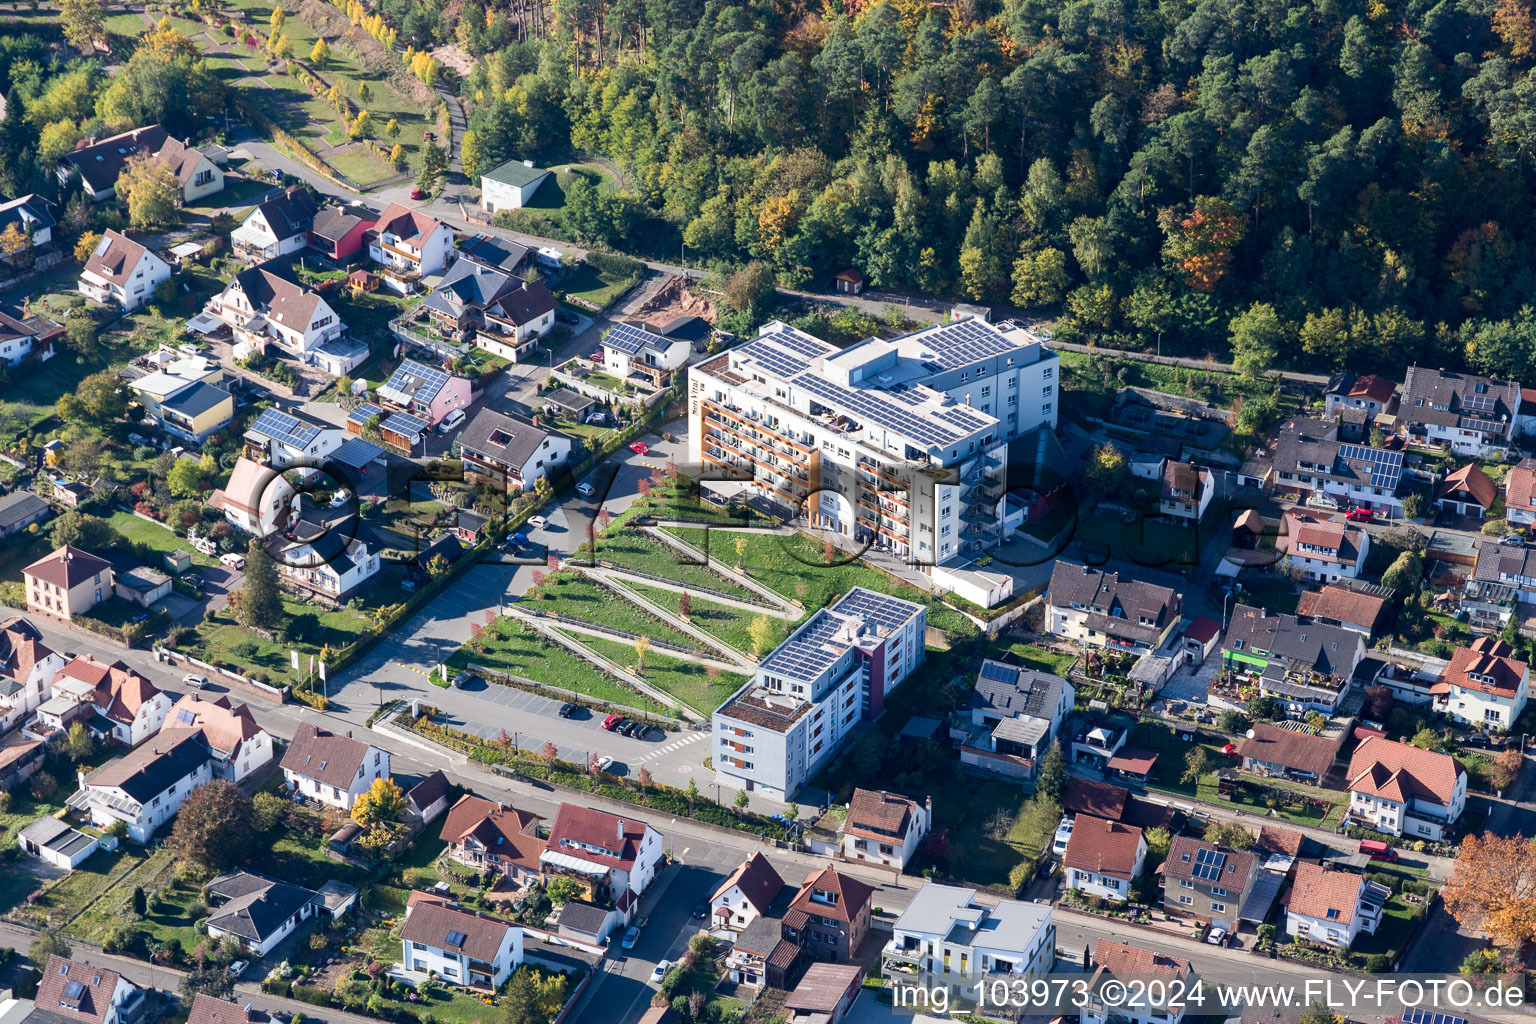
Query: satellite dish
xmin=1246 ymin=729 xmax=1256 ymax=739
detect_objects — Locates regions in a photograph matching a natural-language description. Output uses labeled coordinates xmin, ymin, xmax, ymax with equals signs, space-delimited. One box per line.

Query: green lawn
xmin=941 ymin=779 xmax=1047 ymax=888
xmin=623 ymin=582 xmax=789 ymax=656
xmin=560 ymin=263 xmax=639 ymax=309
xmin=448 ymin=617 xmax=641 ymax=707
xmin=67 ymin=848 xmax=204 ymax=951
xmin=663 ymin=527 xmax=979 ymax=640
xmin=563 ymin=633 xmax=746 ymax=714
xmin=327 ymin=146 xmax=396 ymax=187
xmin=28 ymin=846 xmax=150 ymax=931
xmin=1004 ymin=641 xmax=1078 ymax=677
xmin=246 ymin=809 xmax=372 ymax=889
xmin=591 ymin=529 xmax=762 ymax=602
xmin=105 ymin=511 xmax=220 ymax=569
xmin=102 ymin=9 xmax=149 ymax=35
xmin=180 ymin=598 xmax=373 ymax=684
xmin=528 ymin=574 xmax=707 ymax=651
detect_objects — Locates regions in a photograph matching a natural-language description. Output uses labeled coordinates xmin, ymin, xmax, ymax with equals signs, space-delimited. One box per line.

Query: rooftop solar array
xmin=1462 ymin=393 xmax=1496 ymax=413
xmin=347 ymin=402 xmax=384 ymax=426
xmin=382 ymin=411 xmax=430 ymax=437
xmin=176 ymin=709 xmax=197 ymax=725
xmin=1191 ymin=846 xmax=1227 ymax=880
xmin=913 ymin=318 xmax=1018 ymax=369
xmin=769 ymin=327 xmax=836 ymax=359
xmin=604 ymin=321 xmax=667 ymax=355
xmin=444 ymin=929 xmax=467 ymax=947
xmin=979 ymin=661 xmax=1020 ymax=685
xmin=935 ymin=405 xmax=991 ymax=431
xmin=737 ymin=338 xmax=811 ymax=379
xmin=794 ymin=373 xmax=979 ymax=450
xmin=1337 ymin=444 xmax=1403 ymax=489
xmin=758 ymin=609 xmax=846 ymax=682
xmin=383 ymin=359 xmax=449 ymax=404
xmin=832 ymin=587 xmax=922 ymax=630
xmin=249 ymin=408 xmax=322 ymax=448
xmin=1401 ymin=1009 xmax=1466 ymax=1024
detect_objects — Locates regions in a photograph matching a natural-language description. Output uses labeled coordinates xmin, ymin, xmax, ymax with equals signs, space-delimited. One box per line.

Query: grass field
xmin=529 ymin=574 xmax=707 ymax=651
xmin=106 ymin=511 xmax=221 ymax=568
xmin=662 ymin=527 xmax=979 ymax=640
xmin=1003 ymin=641 xmax=1079 ymax=676
xmin=623 ymin=581 xmax=789 ymax=656
xmin=448 ymin=617 xmax=641 ymax=707
xmin=182 ymin=597 xmax=373 ymax=683
xmin=564 ymin=634 xmax=745 ymax=714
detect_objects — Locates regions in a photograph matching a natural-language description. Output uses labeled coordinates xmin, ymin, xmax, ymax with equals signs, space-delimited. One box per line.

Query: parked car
xmin=623 ymin=720 xmax=646 ymax=738
xmin=185 ymin=574 xmax=205 ymax=590
xmin=507 ymin=532 xmax=529 ymax=547
xmin=1206 ymin=928 xmax=1227 ymax=946
xmin=220 ymin=553 xmax=246 ymax=570
xmin=651 ymin=960 xmax=671 ymax=983
xmin=602 ymin=714 xmax=623 ymax=731
xmin=558 ymin=703 xmax=578 ymax=718
xmin=1345 ymin=506 xmax=1375 ymax=522
xmin=595 ymin=755 xmax=615 ymax=772
xmin=228 ymin=960 xmax=250 ymax=978
xmin=330 ymin=489 xmax=352 ymax=507
xmin=451 ymin=672 xmax=474 ymax=689
xmin=621 ymin=926 xmax=640 ymax=950
xmin=615 ymin=718 xmax=635 ymax=734
xmin=629 ymin=442 xmax=649 ymax=455
xmin=528 ymin=515 xmax=547 ymax=528
xmin=576 ymin=482 xmax=596 ymax=498
xmin=589 ymin=351 xmax=605 ymax=364
xmin=410 ymin=187 xmax=428 ymax=200
xmin=183 ymin=674 xmax=208 ymax=690
xmin=556 ymin=310 xmax=579 ymax=325
xmin=691 ymin=902 xmax=707 ymax=920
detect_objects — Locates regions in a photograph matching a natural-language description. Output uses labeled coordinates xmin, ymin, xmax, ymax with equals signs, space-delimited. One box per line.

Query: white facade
xmin=1065 ymin=850 xmax=1145 ymax=903
xmin=231 ymin=209 xmax=309 ymax=261
xmin=69 ymin=745 xmax=213 ymax=844
xmin=403 ymin=922 xmax=522 ymax=988
xmin=282 ymin=746 xmax=391 ymax=810
xmin=604 ymin=334 xmax=691 ymax=381
xmin=79 ymin=248 xmax=171 ymax=312
xmin=277 ymin=536 xmax=380 ymax=601
xmin=217 ymin=458 xmax=298 ymax=537
xmin=369 ymin=205 xmax=455 ymax=293
xmin=841 ymin=797 xmax=929 ymax=870
xmin=884 ymin=883 xmax=1055 ymax=980
xmin=0 ymin=648 xmax=65 ymax=735
xmin=1444 ymin=676 xmax=1529 ymax=729
xmin=1347 ymin=776 xmax=1465 ymax=840
xmin=206 ymin=275 xmax=343 ymax=356
xmin=208 ymin=900 xmax=314 ymax=957
xmin=480 ymin=163 xmax=550 ymax=213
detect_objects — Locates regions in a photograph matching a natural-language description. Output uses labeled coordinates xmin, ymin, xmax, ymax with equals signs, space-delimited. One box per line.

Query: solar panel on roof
xmin=1337 ymin=444 xmax=1403 ymax=490
xmin=979 ymin=661 xmax=1017 ymax=683
xmin=1191 ymin=847 xmax=1227 ymax=880
xmin=771 ymin=330 xmax=835 ymax=358
xmin=604 ymin=321 xmax=666 ymax=355
xmin=1402 ymin=1009 xmax=1466 ymax=1024
xmin=176 ymin=709 xmax=196 ymax=725
xmin=918 ymin=319 xmax=1017 ymax=368
xmin=444 ymin=929 xmax=467 ymax=947
xmin=251 ymin=408 xmax=319 ymax=446
xmin=794 ymin=374 xmax=966 ymax=449
xmin=382 ymin=411 xmax=430 ymax=436
xmin=348 ymin=402 xmax=384 ymax=424
xmin=738 ymin=339 xmax=810 ymax=379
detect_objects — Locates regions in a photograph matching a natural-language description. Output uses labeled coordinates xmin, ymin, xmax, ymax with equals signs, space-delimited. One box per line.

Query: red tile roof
xmin=1287 ymin=862 xmax=1364 ymax=926
xmin=544 ymin=804 xmax=649 ymax=871
xmin=845 ymin=788 xmax=917 ymax=839
xmin=1107 ymin=748 xmax=1158 ymax=775
xmin=1236 ymin=723 xmax=1341 ymax=777
xmin=1092 ymin=939 xmax=1191 ymax=978
xmin=1063 ymin=815 xmax=1144 ymax=879
xmin=0 ymin=617 xmax=53 ymax=682
xmin=24 ymin=545 xmax=111 ymax=589
xmin=786 ymin=867 xmax=872 ymax=925
xmin=1063 ymin=778 xmax=1129 ymax=821
xmin=1184 ymin=617 xmax=1221 ymax=644
xmin=1442 ymin=635 xmax=1528 ymax=697
xmin=439 ymin=794 xmax=540 ymax=844
xmin=279 ymin=723 xmax=375 ymax=790
xmin=1255 ymin=825 xmax=1305 ymax=858
xmin=1295 ymin=585 xmax=1390 ymax=630
xmin=1347 ymin=735 xmax=1464 ymax=806
xmin=1437 ymin=463 xmax=1497 ymax=509
xmin=1508 ymin=458 xmax=1536 ymax=512
xmin=711 ymin=852 xmax=784 ymax=916
xmin=1344 ymin=374 xmax=1397 ymax=404
xmin=36 ymin=954 xmax=126 ymax=1024
xmin=399 ymin=902 xmax=513 ymax=962
xmin=187 ymin=994 xmax=269 ymax=1024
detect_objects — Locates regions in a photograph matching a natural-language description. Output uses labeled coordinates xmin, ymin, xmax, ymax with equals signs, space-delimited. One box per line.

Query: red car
xmin=589 ymin=351 xmax=605 ymax=364
xmin=629 ymin=442 xmax=649 ymax=455
xmin=409 ymin=187 xmax=428 ymax=200
xmin=1345 ymin=507 xmax=1374 ymax=522
xmin=601 ymin=714 xmax=623 ymax=731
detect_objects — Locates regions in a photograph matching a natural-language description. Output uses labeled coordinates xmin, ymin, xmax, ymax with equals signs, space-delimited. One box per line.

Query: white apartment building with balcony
xmin=688 ymin=316 xmax=1058 ymax=566
xmin=883 ymin=883 xmax=1055 ymax=980
xmin=712 ymin=588 xmax=925 ymax=801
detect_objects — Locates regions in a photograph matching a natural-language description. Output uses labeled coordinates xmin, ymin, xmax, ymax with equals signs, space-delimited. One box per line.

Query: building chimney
xmin=617 ymin=818 xmax=625 ymax=840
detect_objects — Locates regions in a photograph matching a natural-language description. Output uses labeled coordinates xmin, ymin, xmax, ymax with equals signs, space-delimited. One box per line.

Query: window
xmin=1178 ymin=894 xmax=1193 ymax=906
xmin=1209 ymin=902 xmax=1226 ymax=914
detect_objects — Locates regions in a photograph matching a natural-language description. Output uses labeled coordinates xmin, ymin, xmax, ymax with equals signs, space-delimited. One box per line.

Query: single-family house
xmin=1284 ymin=862 xmax=1388 ymax=949
xmin=421 ymin=259 xmax=555 ymax=362
xmin=783 ymin=867 xmax=873 ymax=964
xmin=479 ymin=159 xmax=550 ymax=214
xmin=1063 ymin=815 xmax=1146 ymax=903
xmin=400 ymin=901 xmax=523 ymax=989
xmin=204 ymin=870 xmax=322 ymax=956
xmin=58 ymin=125 xmax=222 ymax=203
xmin=186 ymin=994 xmax=271 ymax=1024
xmin=0 ymin=492 xmax=50 ymax=539
xmin=54 ymin=654 xmax=171 ymax=746
xmin=1221 ymin=604 xmax=1366 ymax=714
xmin=883 ymin=883 xmax=1055 ymax=981
xmin=540 ymin=806 xmax=663 ymax=937
xmin=0 ymin=617 xmax=66 ymax=734
xmin=1463 ymin=538 xmax=1536 ymax=632
xmin=66 ymin=730 xmax=213 ymax=842
xmin=24 ymin=545 xmax=113 ymax=623
xmin=1294 ymin=581 xmax=1392 ymax=638
xmin=0 ymin=194 xmax=55 ymax=250
xmin=208 ymin=457 xmax=298 ymax=538
xmin=309 ymin=205 xmax=375 ymax=261
xmin=1437 ymin=464 xmax=1497 ymax=517
xmin=474 ymin=280 xmax=557 ymax=361
xmin=1434 ymin=636 xmax=1529 ymax=730
xmin=159 ymin=381 xmax=235 ymax=443
xmin=1400 ymin=366 xmax=1520 ymax=455
xmin=1236 ymin=723 xmax=1342 ymax=786
xmin=1324 ymin=373 xmax=1398 ymax=418
xmin=377 ymin=358 xmax=471 ymax=427
xmin=1271 ymin=417 xmax=1405 ymax=515
xmin=457 ymin=234 xmax=530 ymax=276
xmin=35 ymin=955 xmax=147 ymax=1024
xmin=159 ymin=695 xmax=274 ymax=782
xmin=1346 ymin=735 xmax=1466 ymax=840
xmin=276 ymin=529 xmax=381 ymax=603
xmin=710 ymin=852 xmax=785 ymax=935
xmin=1081 ymin=941 xmax=1195 ymax=1024
xmin=1160 ymin=461 xmax=1214 ymax=525
xmin=1506 ymin=459 xmax=1536 ymax=526
xmin=124 ymin=354 xmax=224 ymax=421
xmin=205 ymin=265 xmax=345 ymax=360
xmin=0 ymin=309 xmax=63 ymax=366
xmin=1161 ymin=837 xmax=1260 ymax=932
xmin=601 ymin=322 xmax=691 ymax=386
xmin=725 ymin=916 xmax=800 ymax=991
xmin=458 ymin=407 xmax=573 ymax=492
xmin=439 ymin=794 xmax=543 ymax=883
xmin=19 ymin=815 xmax=99 ymax=869
xmin=960 ymin=659 xmax=1073 ymax=781
xmin=1045 ymin=561 xmax=1184 ymax=653
xmin=840 ymin=789 xmax=930 ymax=871
xmin=243 ymin=408 xmax=351 ymax=480
xmin=1277 ymin=511 xmax=1370 ymax=582
xmin=404 ymin=770 xmax=450 ymax=829
xmin=280 ymin=723 xmax=391 ymax=810
xmin=231 ymin=187 xmax=319 ymax=261
xmin=367 ymin=203 xmax=455 ymax=293
xmin=78 ymin=231 xmax=171 ymax=311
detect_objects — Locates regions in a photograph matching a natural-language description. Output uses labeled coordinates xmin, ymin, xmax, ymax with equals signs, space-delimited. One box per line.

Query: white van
xmin=438 ymin=408 xmax=466 ymax=434
xmin=220 ymin=553 xmax=246 ymax=570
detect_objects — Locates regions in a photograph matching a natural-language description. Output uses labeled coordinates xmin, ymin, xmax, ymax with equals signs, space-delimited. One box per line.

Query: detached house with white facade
xmin=602 ymin=321 xmax=692 ymax=387
xmin=1435 ymin=636 xmax=1530 ymax=730
xmin=1346 ymin=735 xmax=1466 ymax=840
xmin=840 ymin=789 xmax=930 ymax=871
xmin=401 ymin=901 xmax=523 ymax=989
xmin=1046 ymin=561 xmax=1183 ymax=653
xmin=1284 ymin=862 xmax=1389 ymax=949
xmin=58 ymin=125 xmax=221 ymax=204
xmin=1278 ymin=511 xmax=1370 ymax=582
xmin=1063 ymin=815 xmax=1146 ymax=903
xmin=279 ymin=723 xmax=390 ymax=810
xmin=67 ymin=730 xmax=213 ymax=842
xmin=1160 ymin=461 xmax=1214 ymax=525
xmin=0 ymin=617 xmax=65 ymax=736
xmin=231 ymin=187 xmax=318 ymax=261
xmin=205 ymin=265 xmax=346 ymax=363
xmin=159 ymin=695 xmax=274 ymax=782
xmin=541 ymin=806 xmax=663 ymax=939
xmin=961 ymin=660 xmax=1073 ymax=782
xmin=367 ymin=203 xmax=454 ymax=293
xmin=710 ymin=852 xmax=785 ymax=936
xmin=36 ymin=954 xmax=148 ymax=1024
xmin=1400 ymin=365 xmax=1520 ymax=456
xmin=78 ymin=231 xmax=171 ymax=312
xmin=458 ymin=407 xmax=573 ymax=493
xmin=209 ymin=457 xmax=298 ymax=538
xmin=1082 ymin=941 xmax=1195 ymax=1024
xmin=884 ymin=883 xmax=1055 ymax=981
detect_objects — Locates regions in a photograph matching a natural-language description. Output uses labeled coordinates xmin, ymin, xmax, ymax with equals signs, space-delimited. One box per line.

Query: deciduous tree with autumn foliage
xmin=1440 ymin=833 xmax=1536 ymax=950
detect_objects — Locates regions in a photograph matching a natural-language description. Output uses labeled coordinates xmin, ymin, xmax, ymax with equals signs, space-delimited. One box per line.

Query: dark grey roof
xmin=734 ymin=915 xmax=784 ymax=956
xmin=458 ymin=407 xmax=569 ymax=472
xmin=311 ymin=205 xmax=371 ymax=244
xmin=421 ymin=259 xmax=518 ymax=318
xmin=973 ymin=660 xmax=1067 ymax=720
xmin=407 ymin=769 xmax=449 ymax=812
xmin=544 ymin=388 xmax=595 ymax=414
xmin=0 ymin=491 xmax=50 ymax=530
xmin=59 ymin=125 xmax=170 ymax=193
xmin=248 ymin=189 xmax=317 ymax=239
xmin=162 ymin=381 xmax=232 ymax=419
xmin=1047 ymin=561 xmax=1182 ymax=645
xmin=554 ymin=899 xmax=609 ymax=936
xmin=1401 ymin=365 xmax=1518 ymax=435
xmin=457 ymin=234 xmax=530 ymax=273
xmin=1272 ymin=417 xmax=1402 ymax=493
xmin=86 ymin=731 xmax=209 ymax=804
xmin=0 ymin=194 xmax=56 ymax=234
xmin=1473 ymin=539 xmax=1536 ymax=584
xmin=331 ymin=437 xmax=384 ymax=470
xmin=1222 ymin=604 xmax=1364 ymax=681
xmin=206 ymin=871 xmax=319 ymax=942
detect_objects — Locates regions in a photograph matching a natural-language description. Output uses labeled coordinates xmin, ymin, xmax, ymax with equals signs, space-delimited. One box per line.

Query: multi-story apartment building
xmin=24 ymin=546 xmax=113 ymax=623
xmin=1160 ymin=837 xmax=1260 ymax=933
xmin=67 ymin=730 xmax=214 ymax=843
xmin=1045 ymin=562 xmax=1183 ymax=653
xmin=1271 ymin=417 xmax=1405 ymax=515
xmin=688 ymin=316 xmax=1057 ymax=566
xmin=884 ymin=883 xmax=1055 ymax=980
xmin=1346 ymin=735 xmax=1466 ymax=840
xmin=712 ymin=588 xmax=925 ymax=800
xmin=1400 ymin=366 xmax=1520 ymax=455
